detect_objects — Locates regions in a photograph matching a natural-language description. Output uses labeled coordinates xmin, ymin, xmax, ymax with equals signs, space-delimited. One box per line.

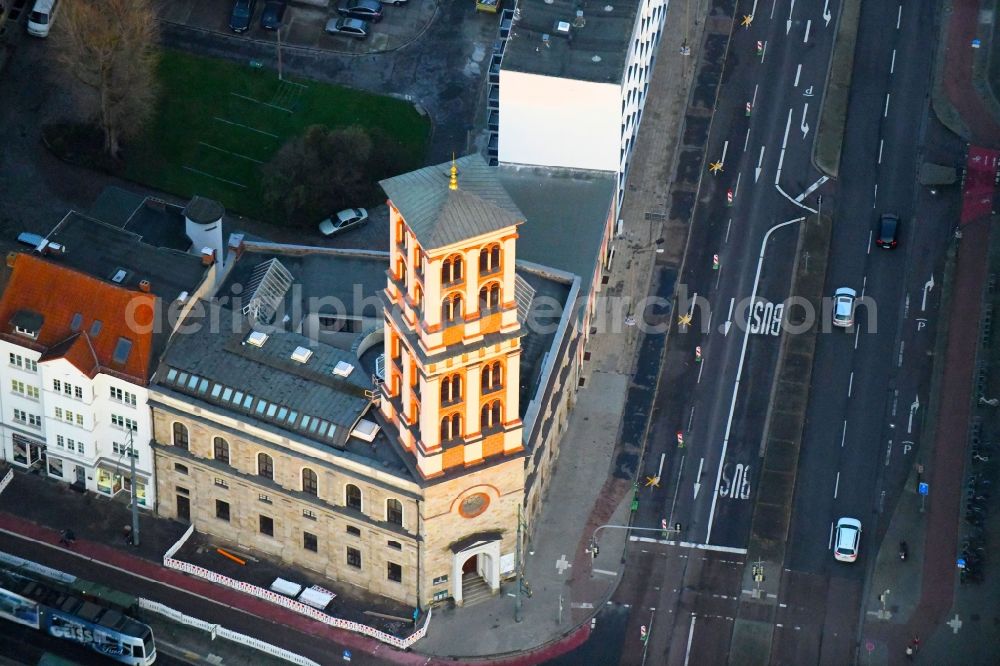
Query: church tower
xmin=379 ymin=154 xmax=527 ymax=605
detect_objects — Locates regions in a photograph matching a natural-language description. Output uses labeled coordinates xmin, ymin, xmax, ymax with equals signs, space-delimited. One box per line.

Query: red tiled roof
xmin=0 ymin=253 xmax=157 ymax=382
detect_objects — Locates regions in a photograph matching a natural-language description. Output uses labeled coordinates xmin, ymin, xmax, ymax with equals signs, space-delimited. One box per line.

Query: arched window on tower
xmin=479 ymin=244 xmax=501 ymax=275
xmin=479 ymin=283 xmax=501 ymax=312
xmin=440 ymin=374 xmax=463 ymax=405
xmin=481 ymin=401 xmax=503 ymax=432
xmin=482 ymin=362 xmax=503 ymax=393
xmin=442 ymin=293 xmax=463 ymax=323
xmin=442 ymin=254 xmax=464 ymax=284
xmin=440 ymin=413 xmax=462 ymax=442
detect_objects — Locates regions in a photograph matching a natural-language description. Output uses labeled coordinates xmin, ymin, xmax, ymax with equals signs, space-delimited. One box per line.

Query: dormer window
xmin=11 ymin=311 xmax=43 ymax=340
xmin=14 ymin=325 xmax=37 ymax=339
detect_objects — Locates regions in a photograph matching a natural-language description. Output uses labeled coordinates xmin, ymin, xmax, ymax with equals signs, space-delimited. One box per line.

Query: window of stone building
xmin=259 ymin=515 xmax=274 ymax=537
xmin=440 ymin=374 xmax=462 ymax=404
xmin=174 ymin=463 xmax=188 ymax=475
xmin=303 ymin=531 xmax=318 ymax=552
xmin=257 ymin=453 xmax=273 ymax=480
xmin=303 ymin=508 xmax=317 ymax=520
xmin=441 ymin=293 xmax=463 ymax=323
xmin=386 ymin=499 xmax=403 ymax=526
xmin=214 ymin=437 xmax=230 ymax=465
xmin=346 ymin=525 xmax=361 ymax=537
xmin=387 ymin=562 xmax=402 ymax=583
xmin=387 ymin=540 xmax=402 ymax=551
xmin=172 ymin=422 xmax=189 ymax=450
xmin=216 ymin=500 xmax=230 ymax=522
xmin=347 ymin=546 xmax=362 ymax=569
xmin=480 ymin=401 xmax=503 ymax=432
xmin=482 ymin=362 xmax=502 ymax=393
xmin=478 ymin=283 xmax=501 ymax=311
xmin=479 ymin=244 xmax=501 ymax=275
xmin=442 ymin=254 xmax=464 ymax=284
xmin=345 ymin=484 xmax=362 ymax=510
xmin=302 ymin=468 xmax=318 ymax=496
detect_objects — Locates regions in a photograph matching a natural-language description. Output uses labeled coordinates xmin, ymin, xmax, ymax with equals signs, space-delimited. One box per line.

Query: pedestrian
xmin=59 ymin=529 xmax=75 ymax=546
xmin=905 ymin=645 xmax=914 ymax=660
xmin=123 ymin=525 xmax=133 ymax=545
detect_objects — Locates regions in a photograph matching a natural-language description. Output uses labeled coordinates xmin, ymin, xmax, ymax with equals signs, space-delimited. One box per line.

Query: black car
xmin=325 ymin=16 xmax=370 ymax=38
xmin=260 ymin=0 xmax=287 ymax=29
xmin=877 ymin=213 xmax=899 ymax=249
xmin=336 ymin=0 xmax=383 ymax=23
xmin=229 ymin=0 xmax=256 ymax=33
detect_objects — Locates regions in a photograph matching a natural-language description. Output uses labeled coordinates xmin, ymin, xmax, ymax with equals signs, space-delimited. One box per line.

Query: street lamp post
xmin=127 ymin=429 xmax=140 ymax=547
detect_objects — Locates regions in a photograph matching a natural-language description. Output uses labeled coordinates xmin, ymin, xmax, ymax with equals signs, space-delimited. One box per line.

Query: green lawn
xmin=123 ymin=49 xmax=430 ymax=220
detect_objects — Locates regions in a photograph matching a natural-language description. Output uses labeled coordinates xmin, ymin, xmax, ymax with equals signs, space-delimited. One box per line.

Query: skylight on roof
xmin=245 ymin=331 xmax=268 ymax=347
xmin=112 ymin=337 xmax=133 ymax=365
xmin=89 ymin=320 xmax=102 ymax=337
xmin=111 ymin=268 xmax=128 ymax=283
xmin=351 ymin=419 xmax=379 ymax=442
xmin=333 ymin=361 xmax=354 ymax=377
xmin=291 ymin=346 xmax=313 ymax=363
xmin=70 ymin=313 xmax=83 ymax=332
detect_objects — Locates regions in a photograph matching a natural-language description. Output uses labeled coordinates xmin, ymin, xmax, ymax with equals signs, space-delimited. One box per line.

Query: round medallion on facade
xmin=459 ymin=492 xmax=490 ymax=518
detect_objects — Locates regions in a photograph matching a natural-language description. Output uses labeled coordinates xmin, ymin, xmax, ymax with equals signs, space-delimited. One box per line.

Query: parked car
xmin=16 ymin=232 xmax=44 ymax=248
xmin=877 ymin=213 xmax=899 ymax=249
xmin=833 ymin=517 xmax=862 ymax=563
xmin=336 ymin=0 xmax=383 ymax=23
xmin=385 ymin=0 xmax=408 ymax=5
xmin=324 ymin=17 xmax=370 ymax=38
xmin=832 ymin=287 xmax=856 ymax=328
xmin=229 ymin=0 xmax=256 ymax=33
xmin=319 ymin=208 xmax=369 ymax=236
xmin=260 ymin=0 xmax=287 ymax=29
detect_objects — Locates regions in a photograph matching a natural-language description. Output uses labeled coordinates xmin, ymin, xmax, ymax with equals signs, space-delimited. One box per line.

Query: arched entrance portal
xmin=451 ymin=535 xmax=501 ymax=605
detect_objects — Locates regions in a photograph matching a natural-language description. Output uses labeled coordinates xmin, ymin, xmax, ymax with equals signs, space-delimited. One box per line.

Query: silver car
xmin=319 ymin=208 xmax=369 ymax=236
xmin=834 ymin=517 xmax=861 ymax=562
xmin=832 ymin=287 xmax=856 ymax=328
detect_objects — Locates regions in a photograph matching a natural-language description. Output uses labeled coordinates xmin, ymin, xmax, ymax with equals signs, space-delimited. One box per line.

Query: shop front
xmin=96 ymin=462 xmax=148 ymax=507
xmin=11 ymin=433 xmax=45 ymax=469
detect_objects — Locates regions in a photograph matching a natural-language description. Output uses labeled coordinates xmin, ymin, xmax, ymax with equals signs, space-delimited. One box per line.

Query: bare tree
xmin=55 ymin=0 xmax=159 ymax=158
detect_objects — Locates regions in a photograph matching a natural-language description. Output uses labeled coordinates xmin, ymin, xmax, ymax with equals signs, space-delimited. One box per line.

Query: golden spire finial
xmin=449 ymin=153 xmax=458 ymax=191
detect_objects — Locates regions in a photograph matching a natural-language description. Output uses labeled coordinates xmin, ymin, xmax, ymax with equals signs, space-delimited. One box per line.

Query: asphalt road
xmin=776 ymin=0 xmax=963 ymax=663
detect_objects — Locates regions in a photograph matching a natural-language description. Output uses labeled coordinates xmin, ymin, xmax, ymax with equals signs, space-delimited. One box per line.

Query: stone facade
xmin=151 ymin=398 xmax=422 ymax=605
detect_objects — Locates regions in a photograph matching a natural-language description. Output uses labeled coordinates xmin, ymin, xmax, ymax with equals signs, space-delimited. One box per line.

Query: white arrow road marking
xmin=724 ymin=297 xmax=734 ymax=335
xmin=755 ymin=146 xmax=765 ymax=182
xmin=922 ymin=274 xmax=935 ymax=311
xmin=786 ymin=0 xmax=795 ymax=34
xmin=908 ymin=395 xmax=920 ymax=434
xmin=800 ymin=103 xmax=810 ymax=138
xmin=693 ymin=457 xmax=705 ymax=499
xmin=823 ymin=0 xmax=832 ymax=26
xmin=720 ymin=140 xmax=729 ymax=165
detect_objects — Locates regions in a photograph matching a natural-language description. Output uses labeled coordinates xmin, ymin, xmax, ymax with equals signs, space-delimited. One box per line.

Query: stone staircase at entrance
xmin=461 ymin=573 xmax=493 ymax=607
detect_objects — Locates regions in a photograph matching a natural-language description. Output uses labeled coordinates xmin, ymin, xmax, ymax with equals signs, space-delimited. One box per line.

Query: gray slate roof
xmin=155 ymin=302 xmax=372 ymax=447
xmin=379 ymin=154 xmax=525 ymax=251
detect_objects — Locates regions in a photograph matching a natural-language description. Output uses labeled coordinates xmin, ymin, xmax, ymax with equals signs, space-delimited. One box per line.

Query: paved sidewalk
xmin=937 ymin=0 xmax=1000 ymax=145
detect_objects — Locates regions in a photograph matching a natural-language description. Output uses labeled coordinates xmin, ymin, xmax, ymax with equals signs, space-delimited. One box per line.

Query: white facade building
xmin=0 ymin=203 xmax=216 ymax=507
xmin=493 ymin=0 xmax=668 ymax=212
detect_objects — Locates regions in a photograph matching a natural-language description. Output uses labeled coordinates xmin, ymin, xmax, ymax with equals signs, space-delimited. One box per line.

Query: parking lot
xmin=159 ymin=0 xmax=438 ymax=54
xmin=0 ymin=0 xmax=503 ymax=249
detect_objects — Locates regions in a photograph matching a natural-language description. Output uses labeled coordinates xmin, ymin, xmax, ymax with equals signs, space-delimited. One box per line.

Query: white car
xmin=832 ymin=287 xmax=857 ymax=328
xmin=319 ymin=208 xmax=369 ymax=237
xmin=833 ymin=517 xmax=862 ymax=562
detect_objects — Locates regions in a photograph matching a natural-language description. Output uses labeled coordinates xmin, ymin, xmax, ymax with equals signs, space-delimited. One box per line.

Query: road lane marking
xmin=706 ymin=217 xmax=805 ymax=542
xmin=800 ymin=103 xmax=810 ymax=138
xmin=630 ymin=537 xmax=749 ymax=555
xmin=867 ymin=229 xmax=873 ymax=254
xmin=724 ymin=297 xmax=734 ymax=335
xmin=770 ymin=0 xmax=778 ymax=19
xmin=684 ymin=615 xmax=697 ymax=666
xmin=786 ymin=0 xmax=796 ymax=35
xmin=878 ymin=139 xmax=884 ymax=164
xmin=898 ymin=340 xmax=905 ymax=367
xmin=873 ymin=183 xmax=878 ymax=208
xmin=744 ymin=126 xmax=752 ymax=151
xmin=848 ymin=372 xmax=854 ymax=397
xmin=720 ymin=139 xmax=729 ymax=165
xmin=884 ymin=93 xmax=891 ymax=117
xmin=698 ymin=356 xmax=706 ymax=383
xmin=794 ymin=175 xmax=828 ymax=201
xmin=726 ymin=217 xmax=733 ymax=242
xmin=841 ymin=420 xmax=847 ymax=447
xmin=833 ymin=471 xmax=840 ymax=499
xmin=776 ymin=108 xmax=793 ymax=183
xmin=829 ymin=522 xmax=835 ymax=549
xmin=803 ymin=19 xmax=811 ymax=43
xmin=793 ymin=63 xmax=802 ymax=87
xmin=862 ymin=274 xmax=867 ymax=299
xmin=755 ymin=145 xmax=766 ymax=182
xmin=734 ymin=172 xmax=742 ymax=200
xmin=752 ymin=83 xmax=760 ymax=109
xmin=897 ymin=4 xmax=902 ymax=29
xmin=854 ymin=326 xmax=861 ymax=349
xmin=890 ymin=49 xmax=896 ymax=74
xmin=693 ymin=456 xmax=703 ymax=499
xmin=761 ymin=40 xmax=768 ymax=63
xmin=592 ymin=569 xmax=617 ymax=577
